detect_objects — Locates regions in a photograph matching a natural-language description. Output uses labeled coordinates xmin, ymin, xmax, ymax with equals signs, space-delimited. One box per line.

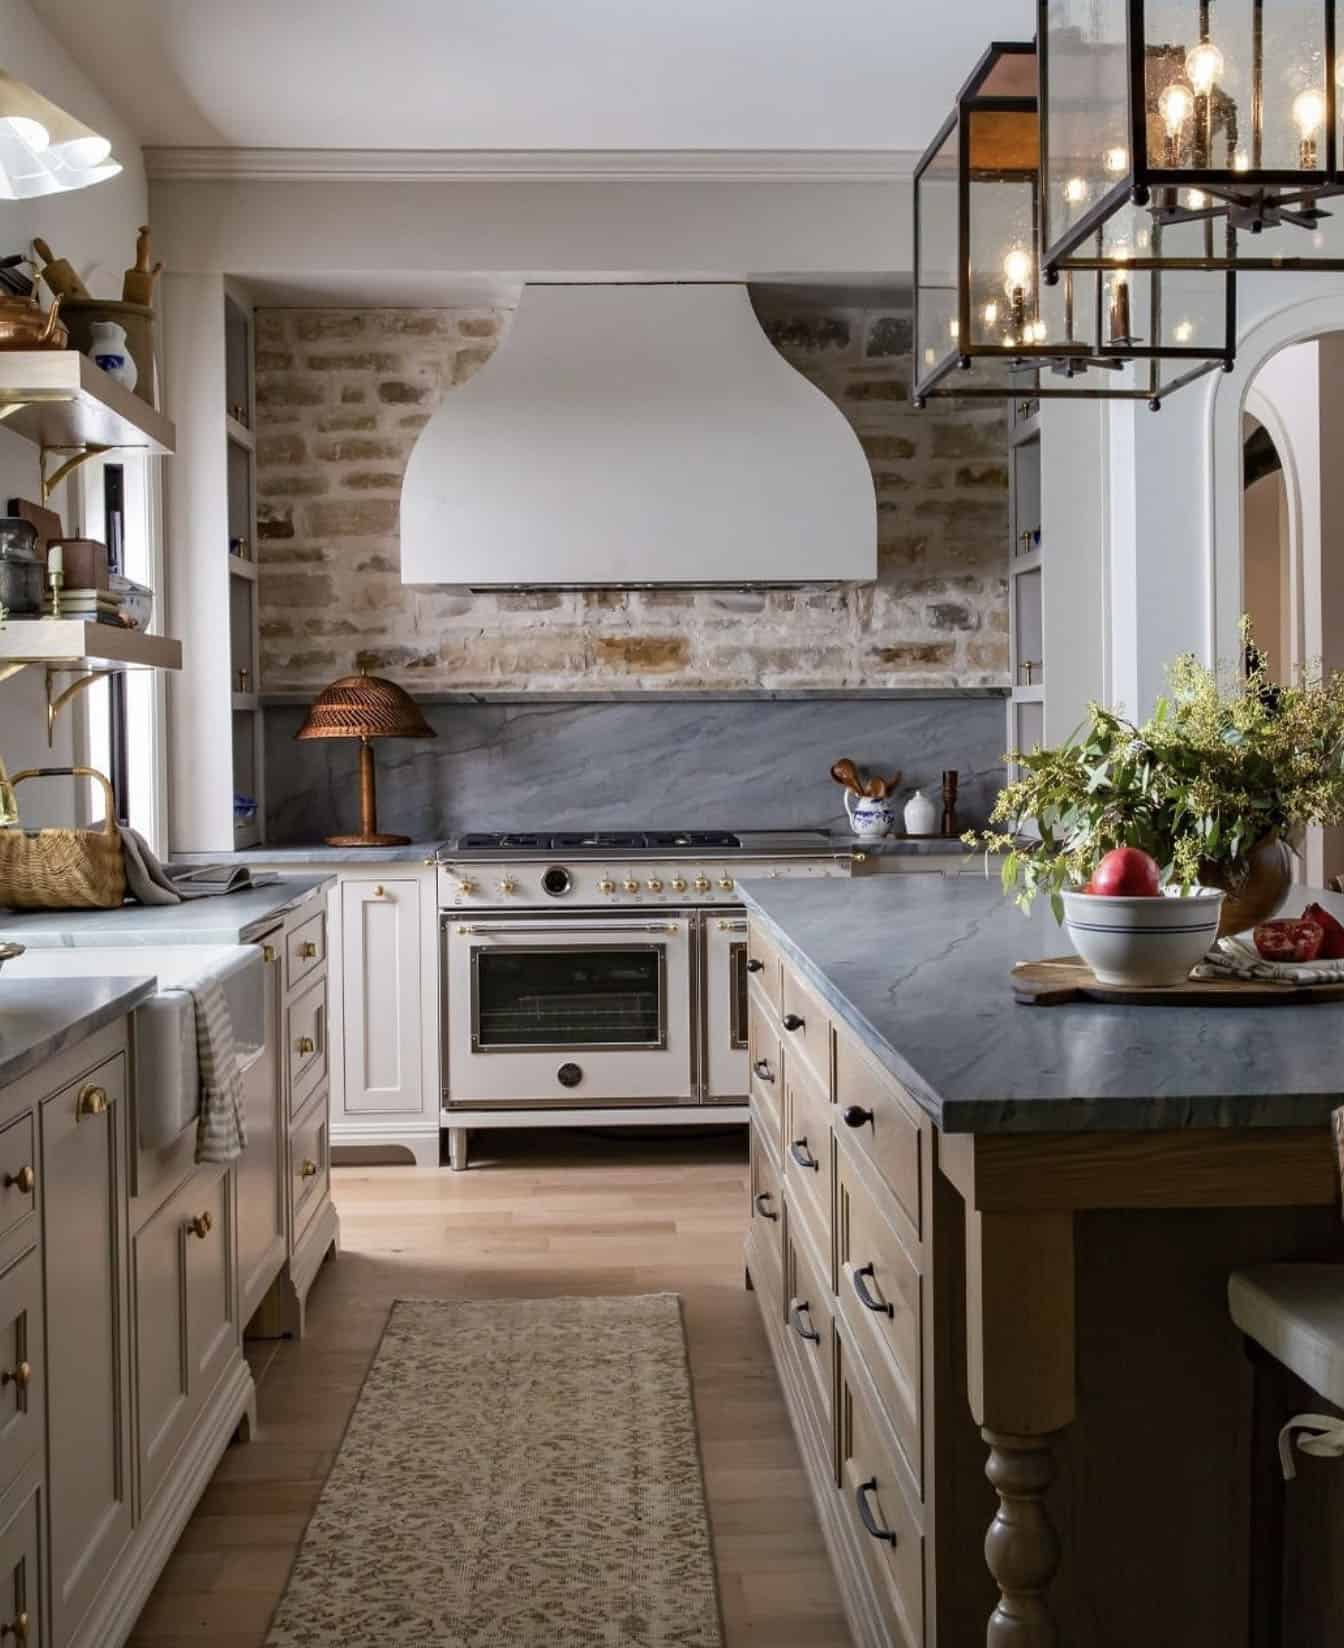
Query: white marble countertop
xmin=0 ymin=876 xmax=333 ymax=948
xmin=0 ymin=976 xmax=155 ymax=1088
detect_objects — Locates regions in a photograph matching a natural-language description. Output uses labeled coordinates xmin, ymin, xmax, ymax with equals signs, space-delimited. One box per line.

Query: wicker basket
xmin=0 ymin=767 xmax=126 ymax=910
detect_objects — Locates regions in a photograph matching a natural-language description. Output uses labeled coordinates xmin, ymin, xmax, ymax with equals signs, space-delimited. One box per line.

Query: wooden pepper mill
xmin=941 ymin=770 xmax=959 ymax=837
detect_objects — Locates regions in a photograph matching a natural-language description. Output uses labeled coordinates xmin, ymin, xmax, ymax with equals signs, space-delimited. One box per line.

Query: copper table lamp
xmin=295 ymin=669 xmax=435 ymax=847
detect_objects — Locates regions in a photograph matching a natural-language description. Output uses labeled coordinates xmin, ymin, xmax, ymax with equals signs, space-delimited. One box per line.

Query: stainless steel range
xmin=436 ymin=829 xmax=848 ymax=1168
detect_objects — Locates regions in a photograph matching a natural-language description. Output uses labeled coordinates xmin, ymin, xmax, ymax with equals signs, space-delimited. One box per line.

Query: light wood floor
xmin=126 ymin=1127 xmax=853 ymax=1647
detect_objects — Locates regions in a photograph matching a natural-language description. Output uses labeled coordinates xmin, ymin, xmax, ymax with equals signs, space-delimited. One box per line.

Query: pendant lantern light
xmin=1038 ymin=0 xmax=1344 ymax=276
xmin=913 ymin=40 xmax=1236 ymax=409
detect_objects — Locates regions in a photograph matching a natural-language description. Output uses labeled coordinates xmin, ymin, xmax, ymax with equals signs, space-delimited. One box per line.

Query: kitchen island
xmin=739 ymin=873 xmax=1343 ymax=1648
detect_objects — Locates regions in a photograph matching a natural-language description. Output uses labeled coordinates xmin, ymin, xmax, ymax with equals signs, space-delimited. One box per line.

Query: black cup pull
xmin=842 ymin=1105 xmax=874 ymax=1129
xmin=856 ymin=1478 xmax=898 ymax=1546
xmin=746 ymin=958 xmax=764 ymax=973
xmin=753 ymin=1191 xmax=778 ymax=1222
xmin=752 ymin=1058 xmax=775 ymax=1085
xmin=851 ymin=1262 xmax=894 ymax=1317
xmin=790 ymin=1138 xmax=819 ymax=1172
xmin=789 ymin=1299 xmax=820 ymax=1343
xmin=782 ymin=1013 xmax=805 ymax=1032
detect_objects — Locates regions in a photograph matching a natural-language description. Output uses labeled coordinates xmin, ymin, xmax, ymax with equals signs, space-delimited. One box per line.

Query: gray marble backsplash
xmin=262 ymin=695 xmax=1008 ymax=844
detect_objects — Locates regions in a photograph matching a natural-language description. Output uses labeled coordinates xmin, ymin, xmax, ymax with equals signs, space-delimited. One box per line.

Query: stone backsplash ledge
xmin=253 ymin=289 xmax=1010 ymax=694
xmin=263 ymin=694 xmax=1007 ymax=844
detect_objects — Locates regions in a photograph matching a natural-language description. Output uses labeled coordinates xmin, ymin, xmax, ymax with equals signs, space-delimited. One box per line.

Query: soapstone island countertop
xmin=0 ymin=976 xmax=156 ymax=1089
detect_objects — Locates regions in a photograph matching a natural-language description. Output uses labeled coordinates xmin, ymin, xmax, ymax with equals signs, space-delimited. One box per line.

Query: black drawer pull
xmin=851 ymin=1262 xmax=893 ymax=1317
xmin=856 ymin=1478 xmax=898 ymax=1546
xmin=789 ymin=1299 xmax=820 ymax=1343
xmin=752 ymin=1058 xmax=775 ymax=1085
xmin=753 ymin=1191 xmax=778 ymax=1222
xmin=782 ymin=1013 xmax=805 ymax=1032
xmin=746 ymin=958 xmax=764 ymax=973
xmin=790 ymin=1138 xmax=819 ymax=1172
xmin=842 ymin=1104 xmax=874 ymax=1129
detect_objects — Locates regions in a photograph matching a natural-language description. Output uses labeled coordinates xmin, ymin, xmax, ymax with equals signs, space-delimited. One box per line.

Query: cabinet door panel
xmin=341 ymin=880 xmax=422 ymax=1114
xmin=0 ymin=1251 xmax=43 ymax=1504
xmin=41 ymin=1054 xmax=132 ymax=1647
xmin=237 ymin=941 xmax=284 ymax=1321
xmin=186 ymin=1168 xmax=234 ymax=1397
xmin=0 ymin=1478 xmax=41 ymax=1648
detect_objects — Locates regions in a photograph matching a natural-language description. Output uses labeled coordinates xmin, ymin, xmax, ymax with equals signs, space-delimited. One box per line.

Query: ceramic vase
xmin=1200 ymin=832 xmax=1294 ymax=937
xmin=903 ymin=788 xmax=939 ymax=836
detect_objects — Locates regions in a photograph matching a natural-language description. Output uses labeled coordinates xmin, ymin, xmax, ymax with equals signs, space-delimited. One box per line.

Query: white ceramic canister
xmin=903 ymin=788 xmax=939 ymax=836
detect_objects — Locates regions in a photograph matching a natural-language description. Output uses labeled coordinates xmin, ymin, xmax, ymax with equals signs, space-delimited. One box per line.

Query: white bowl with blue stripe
xmin=1061 ymin=887 xmax=1225 ymax=988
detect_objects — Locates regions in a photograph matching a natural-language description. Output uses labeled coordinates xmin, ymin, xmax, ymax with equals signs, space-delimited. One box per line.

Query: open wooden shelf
xmin=0 ymin=351 xmax=175 ymax=454
xmin=0 ymin=619 xmax=182 ymax=672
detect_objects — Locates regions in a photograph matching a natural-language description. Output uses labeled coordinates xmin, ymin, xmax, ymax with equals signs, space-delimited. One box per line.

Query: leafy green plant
xmin=968 ymin=628 xmax=1344 ymax=920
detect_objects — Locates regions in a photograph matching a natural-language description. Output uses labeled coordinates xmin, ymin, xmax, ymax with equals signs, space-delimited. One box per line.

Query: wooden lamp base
xmin=323 ymin=739 xmax=411 ymax=849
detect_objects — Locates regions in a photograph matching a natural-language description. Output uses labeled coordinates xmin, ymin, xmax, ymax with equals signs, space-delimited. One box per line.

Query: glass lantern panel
xmin=1143 ymin=0 xmax=1329 ymax=175
xmin=967 ymin=104 xmax=1039 ymax=350
xmin=1044 ymin=0 xmax=1131 ymax=244
xmin=1083 ymin=197 xmax=1229 ymax=347
xmin=916 ymin=122 xmax=960 ymax=374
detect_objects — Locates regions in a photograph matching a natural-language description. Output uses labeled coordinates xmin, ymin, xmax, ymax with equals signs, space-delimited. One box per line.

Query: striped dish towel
xmin=1191 ymin=935 xmax=1344 ymax=986
xmin=187 ymin=974 xmax=248 ymax=1164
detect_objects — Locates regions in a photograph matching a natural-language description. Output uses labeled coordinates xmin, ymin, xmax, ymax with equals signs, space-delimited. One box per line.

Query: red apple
xmin=1089 ymin=847 xmax=1162 ymax=897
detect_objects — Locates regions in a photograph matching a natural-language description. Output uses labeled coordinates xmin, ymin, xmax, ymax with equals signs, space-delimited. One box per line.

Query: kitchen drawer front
xmin=834 ymin=1023 xmax=923 ymax=1243
xmin=0 ymin=1119 xmax=34 ymax=1253
xmin=747 ymin=995 xmax=783 ymax=1158
xmin=784 ymin=1213 xmax=835 ymax=1444
xmin=748 ymin=1121 xmax=783 ymax=1304
xmin=838 ymin=1336 xmax=925 ymax=1648
xmin=0 ymin=1251 xmax=42 ymax=1501
xmin=782 ymin=1059 xmax=832 ymax=1266
xmin=0 ymin=1476 xmax=40 ymax=1648
xmin=286 ymin=907 xmax=327 ymax=995
xmin=745 ymin=923 xmax=783 ymax=1016
xmin=780 ymin=966 xmax=832 ymax=1097
xmin=289 ymin=1091 xmax=330 ymax=1249
xmin=287 ymin=975 xmax=328 ymax=1119
xmin=836 ymin=1149 xmax=923 ymax=1491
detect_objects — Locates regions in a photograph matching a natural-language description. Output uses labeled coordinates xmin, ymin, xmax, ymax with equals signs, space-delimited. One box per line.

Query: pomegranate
xmin=1089 ymin=847 xmax=1162 ymax=898
xmin=1253 ymin=918 xmax=1325 ymax=963
xmin=1302 ymin=903 xmax=1344 ymax=960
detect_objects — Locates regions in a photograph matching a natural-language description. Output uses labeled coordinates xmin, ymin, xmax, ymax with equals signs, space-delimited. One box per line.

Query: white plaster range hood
xmin=399 ymin=283 xmax=876 ymax=589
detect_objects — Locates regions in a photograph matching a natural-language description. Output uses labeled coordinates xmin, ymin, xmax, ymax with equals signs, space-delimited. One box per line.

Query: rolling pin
xmin=122 ymin=226 xmax=163 ymax=307
xmin=32 ymin=238 xmax=89 ymax=301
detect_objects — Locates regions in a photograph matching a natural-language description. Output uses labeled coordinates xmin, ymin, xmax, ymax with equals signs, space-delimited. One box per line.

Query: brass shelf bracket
xmin=41 ymin=443 xmax=110 ymax=504
xmin=44 ymin=664 xmax=113 ymax=747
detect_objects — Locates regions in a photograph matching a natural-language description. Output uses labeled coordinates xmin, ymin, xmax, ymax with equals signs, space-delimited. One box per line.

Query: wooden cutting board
xmin=1012 ymin=955 xmax=1344 ymax=1006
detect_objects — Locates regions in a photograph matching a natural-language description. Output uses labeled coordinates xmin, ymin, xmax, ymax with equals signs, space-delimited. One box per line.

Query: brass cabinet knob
xmin=374 ymin=884 xmax=385 ymax=897
xmin=300 ymin=1159 xmax=319 ymax=1179
xmin=3 ymin=1166 xmax=34 ymax=1195
xmin=262 ymin=943 xmax=277 ymax=964
xmin=0 ymin=1361 xmax=31 ymax=1391
xmin=300 ymin=940 xmax=318 ymax=958
xmin=77 ymin=1084 xmax=108 ymax=1118
xmin=187 ymin=1211 xmax=213 ymax=1239
xmin=296 ymin=1035 xmax=316 ymax=1056
xmin=1 ymin=1608 xmax=29 ymax=1641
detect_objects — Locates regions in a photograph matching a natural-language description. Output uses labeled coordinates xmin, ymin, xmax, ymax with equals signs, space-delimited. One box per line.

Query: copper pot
xmin=1201 ymin=831 xmax=1294 ymax=937
xmin=0 ymin=293 xmax=66 ymax=351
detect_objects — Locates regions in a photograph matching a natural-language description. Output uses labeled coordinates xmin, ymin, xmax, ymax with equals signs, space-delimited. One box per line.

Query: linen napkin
xmin=186 ymin=972 xmax=248 ymax=1164
xmin=1190 ymin=935 xmax=1344 ymax=987
xmin=117 ymin=823 xmax=182 ymax=905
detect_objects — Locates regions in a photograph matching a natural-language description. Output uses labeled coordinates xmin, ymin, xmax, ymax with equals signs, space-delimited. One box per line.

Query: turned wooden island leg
xmin=965 ymin=1208 xmax=1077 ymax=1648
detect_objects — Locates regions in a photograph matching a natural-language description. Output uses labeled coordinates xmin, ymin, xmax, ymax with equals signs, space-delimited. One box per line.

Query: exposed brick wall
xmin=253 ymin=295 xmax=1010 ymax=691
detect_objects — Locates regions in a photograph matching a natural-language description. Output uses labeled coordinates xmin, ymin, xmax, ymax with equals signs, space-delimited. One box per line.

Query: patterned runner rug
xmin=265 ymin=1294 xmax=725 ymax=1646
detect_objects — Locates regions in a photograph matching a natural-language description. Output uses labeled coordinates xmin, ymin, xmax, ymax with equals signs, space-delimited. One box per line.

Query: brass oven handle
xmin=301 ymin=1159 xmax=319 ymax=1179
xmin=187 ymin=1211 xmax=213 ymax=1239
xmin=3 ymin=1166 xmax=34 ymax=1195
xmin=300 ymin=940 xmax=318 ymax=958
xmin=752 ymin=1058 xmax=775 ymax=1085
xmin=76 ymin=1084 xmax=108 ymax=1118
xmin=0 ymin=1361 xmax=31 ymax=1391
xmin=296 ymin=1035 xmax=316 ymax=1056
xmin=455 ymin=923 xmax=680 ymax=936
xmin=753 ymin=1191 xmax=778 ymax=1222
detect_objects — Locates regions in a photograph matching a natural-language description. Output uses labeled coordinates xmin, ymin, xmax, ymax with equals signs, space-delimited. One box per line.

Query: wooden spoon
xmin=876 ymin=770 xmax=903 ymax=800
xmin=865 ymin=776 xmax=885 ymax=799
xmin=830 ymin=758 xmax=863 ymax=794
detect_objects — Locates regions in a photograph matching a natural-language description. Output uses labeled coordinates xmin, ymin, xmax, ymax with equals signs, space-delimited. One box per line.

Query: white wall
xmin=0 ymin=0 xmax=148 ymax=824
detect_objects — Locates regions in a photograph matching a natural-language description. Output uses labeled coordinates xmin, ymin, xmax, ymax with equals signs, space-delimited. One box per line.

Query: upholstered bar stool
xmin=1228 ymin=1263 xmax=1344 ymax=1647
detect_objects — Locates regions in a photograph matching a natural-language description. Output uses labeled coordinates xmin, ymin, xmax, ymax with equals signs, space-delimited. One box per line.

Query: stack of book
xmin=60 ymin=587 xmax=124 ymax=625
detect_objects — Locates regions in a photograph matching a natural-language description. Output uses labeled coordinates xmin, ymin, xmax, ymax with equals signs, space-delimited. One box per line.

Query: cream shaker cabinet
xmin=235 ymin=935 xmax=286 ymax=1327
xmin=40 ymin=1053 xmax=134 ymax=1648
xmin=338 ymin=879 xmax=423 ymax=1116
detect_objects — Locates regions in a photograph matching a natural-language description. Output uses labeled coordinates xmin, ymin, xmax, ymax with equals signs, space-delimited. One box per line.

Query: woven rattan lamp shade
xmin=295 ymin=670 xmax=435 ymax=846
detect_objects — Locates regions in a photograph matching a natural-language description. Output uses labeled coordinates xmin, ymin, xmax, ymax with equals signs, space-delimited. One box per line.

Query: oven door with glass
xmin=703 ymin=911 xmax=750 ymax=1103
xmin=444 ymin=913 xmax=695 ymax=1106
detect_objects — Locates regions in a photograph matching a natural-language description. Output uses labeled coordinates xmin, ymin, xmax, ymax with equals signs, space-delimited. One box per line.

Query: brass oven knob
xmin=3 ymin=1166 xmax=34 ymax=1195
xmin=622 ymin=879 xmax=639 ymax=893
xmin=297 ymin=1035 xmax=316 ymax=1056
xmin=598 ymin=878 xmax=616 ymax=894
xmin=670 ymin=877 xmax=687 ymax=893
xmin=718 ymin=876 xmax=735 ymax=892
xmin=0 ymin=1361 xmax=31 ymax=1391
xmin=301 ymin=1159 xmax=319 ymax=1179
xmin=646 ymin=878 xmax=663 ymax=893
xmin=77 ymin=1085 xmax=108 ymax=1119
xmin=497 ymin=878 xmax=517 ymax=895
xmin=693 ymin=876 xmax=711 ymax=893
xmin=187 ymin=1211 xmax=213 ymax=1239
xmin=456 ymin=878 xmax=476 ymax=895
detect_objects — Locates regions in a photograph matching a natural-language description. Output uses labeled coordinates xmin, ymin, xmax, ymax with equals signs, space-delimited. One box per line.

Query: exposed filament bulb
xmin=1185 ymin=41 xmax=1223 ymax=97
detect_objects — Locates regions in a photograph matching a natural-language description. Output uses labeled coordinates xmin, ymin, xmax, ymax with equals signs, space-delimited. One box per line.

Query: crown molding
xmin=144 ymin=146 xmax=919 ymax=184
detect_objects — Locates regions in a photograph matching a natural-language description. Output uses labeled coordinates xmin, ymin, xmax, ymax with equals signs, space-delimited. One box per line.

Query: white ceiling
xmin=32 ymin=0 xmax=1034 ymax=154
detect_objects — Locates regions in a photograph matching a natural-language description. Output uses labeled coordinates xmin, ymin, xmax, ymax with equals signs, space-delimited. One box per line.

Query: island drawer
xmin=838 ymin=1335 xmax=925 ymax=1648
xmin=746 ymin=923 xmax=783 ymax=1016
xmin=0 ymin=1250 xmax=42 ymax=1502
xmin=748 ymin=1121 xmax=783 ymax=1307
xmin=289 ymin=1090 xmax=330 ymax=1247
xmin=286 ymin=976 xmax=328 ymax=1119
xmin=783 ymin=1058 xmax=832 ymax=1262
xmin=0 ymin=1475 xmax=39 ymax=1648
xmin=834 ymin=1023 xmax=923 ymax=1242
xmin=836 ymin=1149 xmax=923 ymax=1491
xmin=780 ymin=966 xmax=832 ymax=1097
xmin=747 ymin=996 xmax=783 ymax=1158
xmin=785 ymin=1215 xmax=835 ymax=1443
xmin=285 ymin=907 xmax=326 ymax=994
xmin=0 ymin=1118 xmax=35 ymax=1249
